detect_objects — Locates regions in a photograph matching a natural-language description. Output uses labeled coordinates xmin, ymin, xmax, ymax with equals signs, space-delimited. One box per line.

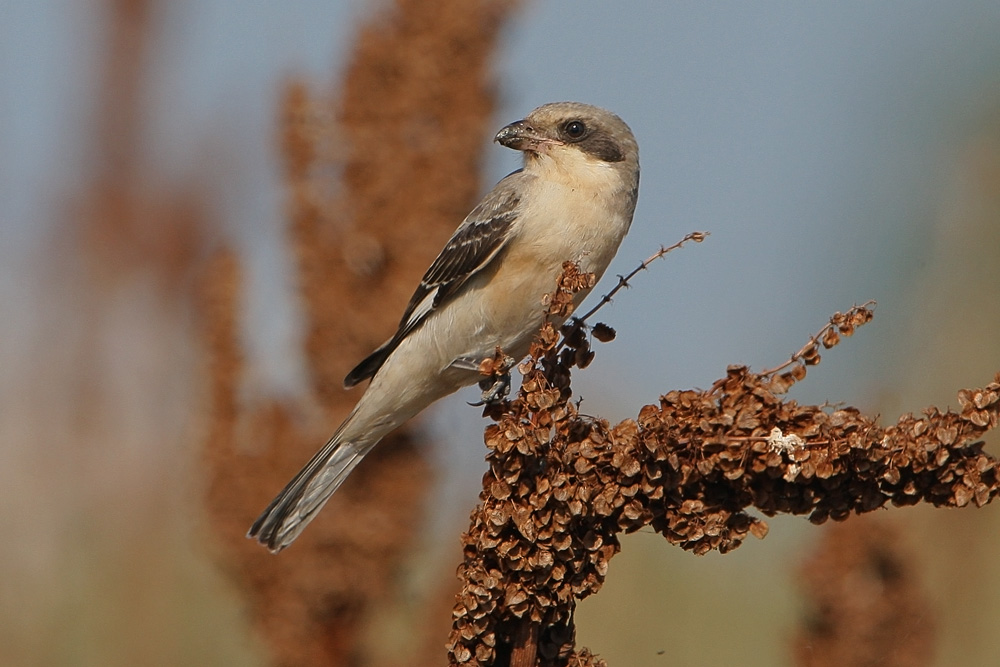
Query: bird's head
xmin=494 ymin=101 xmax=638 ymax=169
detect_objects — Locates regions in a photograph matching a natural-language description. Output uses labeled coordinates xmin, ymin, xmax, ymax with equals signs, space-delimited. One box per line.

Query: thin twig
xmin=574 ymin=231 xmax=709 ymax=325
xmin=759 ymin=300 xmax=877 ymax=377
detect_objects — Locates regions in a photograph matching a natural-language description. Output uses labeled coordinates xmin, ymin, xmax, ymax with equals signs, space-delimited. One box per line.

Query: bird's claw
xmin=467 ymin=353 xmax=515 ymax=406
xmin=470 ymin=371 xmax=512 ymax=406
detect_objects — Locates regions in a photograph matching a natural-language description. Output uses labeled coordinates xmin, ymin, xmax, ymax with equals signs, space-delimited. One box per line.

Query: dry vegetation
xmin=446 ymin=258 xmax=998 ymax=666
xmin=24 ymin=0 xmax=995 ymax=666
xmin=197 ymin=0 xmax=1000 ymax=664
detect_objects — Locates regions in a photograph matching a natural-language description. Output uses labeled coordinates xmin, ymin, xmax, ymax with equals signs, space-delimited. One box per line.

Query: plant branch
xmin=573 ymin=231 xmax=708 ymax=326
xmin=448 ymin=238 xmax=1000 ymax=666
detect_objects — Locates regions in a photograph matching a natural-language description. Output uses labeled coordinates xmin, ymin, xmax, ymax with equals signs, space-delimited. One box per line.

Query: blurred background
xmin=3 ymin=1 xmax=1000 ymax=665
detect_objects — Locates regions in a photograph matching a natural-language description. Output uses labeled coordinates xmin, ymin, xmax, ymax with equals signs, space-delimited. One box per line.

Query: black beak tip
xmin=495 ymin=120 xmax=530 ymax=149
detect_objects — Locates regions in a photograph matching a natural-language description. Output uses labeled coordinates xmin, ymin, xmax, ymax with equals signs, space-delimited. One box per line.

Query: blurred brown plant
xmin=80 ymin=0 xmax=205 ymax=289
xmin=192 ymin=3 xmax=997 ymax=665
xmin=793 ymin=517 xmax=935 ymax=667
xmin=19 ymin=1 xmax=998 ymax=665
xmin=199 ymin=0 xmax=516 ymax=665
xmin=448 ymin=253 xmax=1000 ymax=666
xmin=5 ymin=0 xmax=229 ymax=664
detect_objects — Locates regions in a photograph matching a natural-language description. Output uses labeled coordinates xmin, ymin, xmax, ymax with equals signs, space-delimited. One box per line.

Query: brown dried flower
xmin=448 ymin=245 xmax=1000 ymax=666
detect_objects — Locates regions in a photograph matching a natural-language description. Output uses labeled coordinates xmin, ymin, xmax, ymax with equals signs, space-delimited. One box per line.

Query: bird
xmin=248 ymin=101 xmax=640 ymax=552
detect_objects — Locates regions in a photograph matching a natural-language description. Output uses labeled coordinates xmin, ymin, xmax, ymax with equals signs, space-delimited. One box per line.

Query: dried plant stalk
xmin=449 ymin=251 xmax=1000 ymax=666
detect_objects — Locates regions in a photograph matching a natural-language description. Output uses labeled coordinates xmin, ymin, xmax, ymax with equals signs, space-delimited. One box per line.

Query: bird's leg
xmin=460 ymin=350 xmax=516 ymax=406
xmin=476 ymin=367 xmax=512 ymax=405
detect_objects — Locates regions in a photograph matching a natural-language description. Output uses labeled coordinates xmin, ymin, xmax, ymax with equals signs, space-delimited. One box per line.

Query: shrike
xmin=249 ymin=101 xmax=640 ymax=552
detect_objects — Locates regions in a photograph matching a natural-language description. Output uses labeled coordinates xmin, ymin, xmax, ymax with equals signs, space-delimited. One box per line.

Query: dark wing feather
xmin=343 ymin=173 xmax=524 ymax=388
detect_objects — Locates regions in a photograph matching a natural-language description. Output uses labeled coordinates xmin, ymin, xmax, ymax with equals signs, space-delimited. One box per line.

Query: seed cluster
xmin=447 ymin=264 xmax=1000 ymax=666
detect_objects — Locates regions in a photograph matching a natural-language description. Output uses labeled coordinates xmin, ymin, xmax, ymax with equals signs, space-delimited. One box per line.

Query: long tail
xmin=247 ymin=423 xmax=376 ymax=552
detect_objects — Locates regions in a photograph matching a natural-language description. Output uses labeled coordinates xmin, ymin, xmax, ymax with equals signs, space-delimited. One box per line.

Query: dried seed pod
xmin=452 ymin=278 xmax=997 ymax=665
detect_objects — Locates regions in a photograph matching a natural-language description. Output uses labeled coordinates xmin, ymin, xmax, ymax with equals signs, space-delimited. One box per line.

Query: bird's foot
xmin=473 ymin=371 xmax=512 ymax=406
xmin=467 ymin=351 xmax=515 ymax=406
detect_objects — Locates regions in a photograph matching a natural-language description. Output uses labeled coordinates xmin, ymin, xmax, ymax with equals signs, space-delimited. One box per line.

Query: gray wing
xmin=343 ymin=172 xmax=526 ymax=388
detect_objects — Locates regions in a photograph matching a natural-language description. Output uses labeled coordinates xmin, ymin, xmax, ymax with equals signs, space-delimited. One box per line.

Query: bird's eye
xmin=563 ymin=120 xmax=586 ymax=139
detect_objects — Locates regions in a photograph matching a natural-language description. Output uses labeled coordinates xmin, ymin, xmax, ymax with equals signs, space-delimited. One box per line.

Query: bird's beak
xmin=495 ymin=120 xmax=553 ymax=152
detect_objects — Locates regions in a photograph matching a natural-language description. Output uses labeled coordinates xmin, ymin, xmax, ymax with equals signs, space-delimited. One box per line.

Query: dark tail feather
xmin=247 ymin=433 xmax=371 ymax=552
xmin=343 ymin=339 xmax=395 ymax=388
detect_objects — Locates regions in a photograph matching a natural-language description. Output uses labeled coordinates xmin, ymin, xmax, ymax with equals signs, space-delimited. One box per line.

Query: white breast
xmin=514 ymin=152 xmax=634 ymax=275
